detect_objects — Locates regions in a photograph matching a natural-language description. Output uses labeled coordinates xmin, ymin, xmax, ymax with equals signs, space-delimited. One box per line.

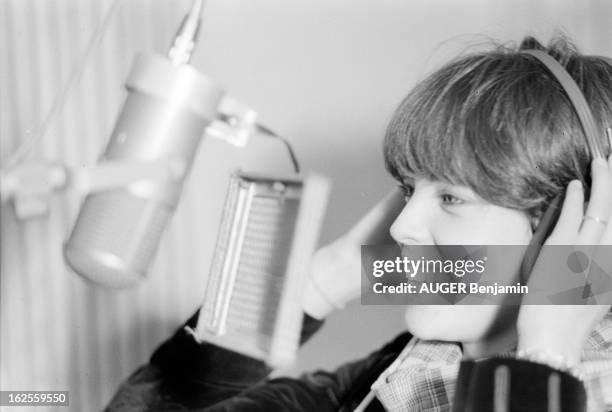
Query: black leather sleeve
xmin=105 ymin=309 xmax=323 ymax=411
xmin=104 ymin=308 xmax=411 ymax=412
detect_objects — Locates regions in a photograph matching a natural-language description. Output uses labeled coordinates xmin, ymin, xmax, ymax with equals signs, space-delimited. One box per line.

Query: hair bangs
xmin=384 ymin=55 xmax=504 ymax=192
xmin=382 ymin=43 xmax=603 ymax=216
xmin=385 ymin=76 xmax=466 ymax=186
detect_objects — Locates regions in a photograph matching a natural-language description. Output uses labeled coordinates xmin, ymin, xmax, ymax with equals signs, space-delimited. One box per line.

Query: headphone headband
xmin=523 ymin=49 xmax=609 ymax=159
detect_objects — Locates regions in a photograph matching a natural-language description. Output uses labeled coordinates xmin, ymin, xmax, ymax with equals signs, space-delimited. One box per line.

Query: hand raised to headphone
xmin=516 ymin=155 xmax=612 ymax=366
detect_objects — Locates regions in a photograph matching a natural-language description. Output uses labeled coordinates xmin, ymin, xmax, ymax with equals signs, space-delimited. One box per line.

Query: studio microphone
xmin=64 ymin=0 xmax=222 ymax=287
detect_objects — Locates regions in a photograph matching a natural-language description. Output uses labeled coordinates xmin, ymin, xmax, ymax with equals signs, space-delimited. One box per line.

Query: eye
xmin=440 ymin=193 xmax=464 ymax=206
xmin=398 ymin=183 xmax=414 ymax=202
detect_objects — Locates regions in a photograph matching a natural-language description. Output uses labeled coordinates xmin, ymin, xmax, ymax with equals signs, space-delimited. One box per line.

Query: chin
xmin=404 ymin=305 xmax=502 ymax=342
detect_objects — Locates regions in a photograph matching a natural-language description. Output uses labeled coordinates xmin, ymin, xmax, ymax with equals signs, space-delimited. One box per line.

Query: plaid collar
xmin=371 ymin=312 xmax=612 ymax=412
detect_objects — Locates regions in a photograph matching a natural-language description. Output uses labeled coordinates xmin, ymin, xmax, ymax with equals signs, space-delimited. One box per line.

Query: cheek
xmin=435 ymin=206 xmax=533 ymax=245
xmin=486 ymin=211 xmax=533 ymax=244
xmin=404 ymin=305 xmax=502 ymax=341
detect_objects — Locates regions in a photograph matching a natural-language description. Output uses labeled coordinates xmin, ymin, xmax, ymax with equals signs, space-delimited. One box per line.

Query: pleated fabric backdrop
xmin=2 ymin=1 xmax=612 ymax=411
xmin=0 ymin=1 xmax=217 ymax=410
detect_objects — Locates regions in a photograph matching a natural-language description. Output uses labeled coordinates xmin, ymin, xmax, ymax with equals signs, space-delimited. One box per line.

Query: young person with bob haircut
xmin=106 ymin=35 xmax=612 ymax=412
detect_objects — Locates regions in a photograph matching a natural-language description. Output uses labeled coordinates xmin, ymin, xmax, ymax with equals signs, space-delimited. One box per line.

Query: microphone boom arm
xmin=0 ymin=95 xmax=275 ymax=220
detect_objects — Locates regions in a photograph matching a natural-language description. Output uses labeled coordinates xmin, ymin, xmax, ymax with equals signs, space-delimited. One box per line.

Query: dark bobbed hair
xmin=384 ymin=36 xmax=612 ymax=220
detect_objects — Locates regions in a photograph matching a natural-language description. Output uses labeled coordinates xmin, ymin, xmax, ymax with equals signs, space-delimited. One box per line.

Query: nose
xmin=389 ymin=196 xmax=433 ymax=245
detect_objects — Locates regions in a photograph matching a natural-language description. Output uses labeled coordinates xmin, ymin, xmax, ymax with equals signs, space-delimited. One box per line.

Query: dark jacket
xmin=105 ymin=310 xmax=587 ymax=412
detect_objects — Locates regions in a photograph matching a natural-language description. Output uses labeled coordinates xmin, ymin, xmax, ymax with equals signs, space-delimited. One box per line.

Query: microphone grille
xmin=195 ymin=171 xmax=330 ymax=367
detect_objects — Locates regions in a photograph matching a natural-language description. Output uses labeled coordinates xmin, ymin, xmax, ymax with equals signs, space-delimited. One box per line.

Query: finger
xmin=580 ymin=158 xmax=612 ymax=243
xmin=349 ymin=189 xmax=405 ymax=243
xmin=549 ymin=180 xmax=584 ymax=241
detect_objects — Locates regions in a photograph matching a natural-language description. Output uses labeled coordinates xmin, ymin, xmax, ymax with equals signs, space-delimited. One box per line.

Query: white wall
xmin=1 ymin=1 xmax=611 ymax=410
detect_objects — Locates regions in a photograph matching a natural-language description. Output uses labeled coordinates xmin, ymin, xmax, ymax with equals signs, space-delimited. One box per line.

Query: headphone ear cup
xmin=520 ymin=192 xmax=565 ymax=282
